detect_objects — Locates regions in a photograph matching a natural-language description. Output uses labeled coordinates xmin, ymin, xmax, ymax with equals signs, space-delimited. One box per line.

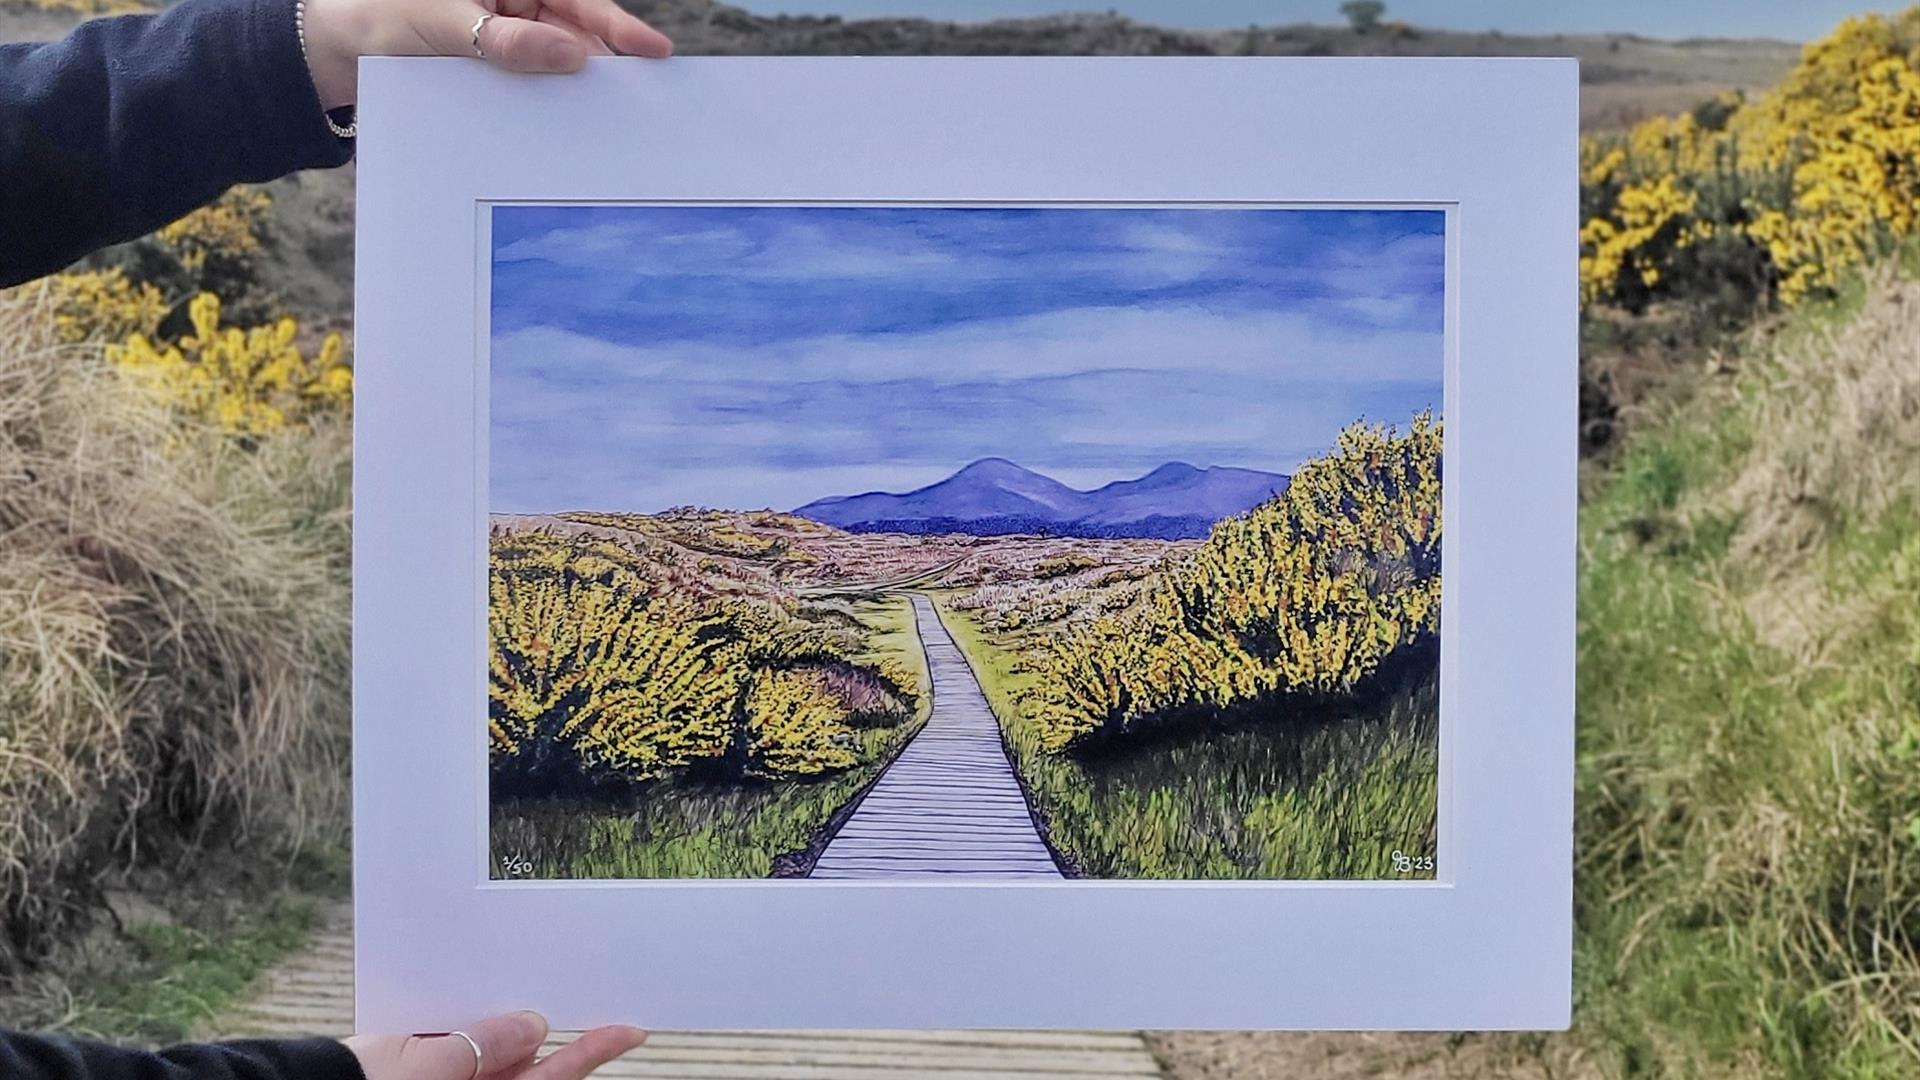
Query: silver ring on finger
xmin=450 ymin=1030 xmax=484 ymax=1080
xmin=470 ymin=13 xmax=495 ymax=59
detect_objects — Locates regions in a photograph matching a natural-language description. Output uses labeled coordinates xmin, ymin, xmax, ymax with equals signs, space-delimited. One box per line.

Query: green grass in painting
xmin=933 ymin=596 xmax=1438 ymax=880
xmin=851 ymin=592 xmax=934 ymax=706
xmin=491 ymin=594 xmax=931 ymax=879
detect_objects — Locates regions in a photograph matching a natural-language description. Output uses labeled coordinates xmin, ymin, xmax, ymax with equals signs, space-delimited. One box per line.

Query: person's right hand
xmin=345 ymin=1011 xmax=647 ymax=1080
xmin=301 ymin=0 xmax=675 ymax=111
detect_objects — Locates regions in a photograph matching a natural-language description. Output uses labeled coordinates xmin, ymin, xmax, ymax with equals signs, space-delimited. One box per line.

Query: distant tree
xmin=1340 ymin=0 xmax=1385 ymax=33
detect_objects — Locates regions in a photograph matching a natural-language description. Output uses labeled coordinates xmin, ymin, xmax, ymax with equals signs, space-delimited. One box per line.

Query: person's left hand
xmin=301 ymin=0 xmax=674 ymax=110
xmin=345 ymin=1010 xmax=648 ymax=1080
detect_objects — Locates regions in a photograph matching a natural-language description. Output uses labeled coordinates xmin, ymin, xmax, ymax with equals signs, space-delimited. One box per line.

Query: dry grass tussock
xmin=0 ymin=288 xmax=349 ymax=966
xmin=1720 ymin=274 xmax=1920 ymax=564
xmin=1714 ymin=272 xmax=1920 ymax=658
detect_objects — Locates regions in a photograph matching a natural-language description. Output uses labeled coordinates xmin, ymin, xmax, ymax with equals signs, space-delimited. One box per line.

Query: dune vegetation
xmin=1554 ymin=265 xmax=1920 ymax=1077
xmin=488 ymin=408 xmax=1445 ymax=885
xmin=1553 ymin=11 xmax=1920 ymax=1073
xmin=0 ymin=186 xmax=352 ymax=996
xmin=482 ymin=507 xmax=1191 ymax=879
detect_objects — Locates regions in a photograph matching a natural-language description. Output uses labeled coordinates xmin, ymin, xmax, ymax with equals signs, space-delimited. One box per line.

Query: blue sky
xmin=734 ymin=0 xmax=1886 ymax=40
xmin=490 ymin=206 xmax=1444 ymax=514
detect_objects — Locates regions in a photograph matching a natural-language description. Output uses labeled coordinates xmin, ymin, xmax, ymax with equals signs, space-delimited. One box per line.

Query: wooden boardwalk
xmin=810 ymin=595 xmax=1062 ymax=880
xmin=216 ymin=908 xmax=1164 ymax=1078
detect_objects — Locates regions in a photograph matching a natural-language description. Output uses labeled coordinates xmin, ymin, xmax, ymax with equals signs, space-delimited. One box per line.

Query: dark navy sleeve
xmin=0 ymin=1032 xmax=366 ymax=1080
xmin=0 ymin=0 xmax=355 ymax=287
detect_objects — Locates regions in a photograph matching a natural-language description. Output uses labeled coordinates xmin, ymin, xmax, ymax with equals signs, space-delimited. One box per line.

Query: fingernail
xmin=549 ymin=40 xmax=581 ymax=70
xmin=512 ymin=1010 xmax=549 ymax=1040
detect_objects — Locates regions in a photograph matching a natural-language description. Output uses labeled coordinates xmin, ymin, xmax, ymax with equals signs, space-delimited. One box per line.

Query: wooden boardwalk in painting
xmin=809 ymin=595 xmax=1063 ymax=880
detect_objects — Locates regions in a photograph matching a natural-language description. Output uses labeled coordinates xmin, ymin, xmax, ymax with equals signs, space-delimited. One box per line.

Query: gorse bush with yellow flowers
xmin=1032 ymin=415 xmax=1441 ymax=753
xmin=1582 ymin=10 xmax=1920 ymax=312
xmin=45 ymin=184 xmax=353 ymax=437
xmin=488 ymin=545 xmax=737 ymax=789
xmin=488 ymin=529 xmax=913 ymax=794
xmin=109 ymin=294 xmax=351 ymax=436
xmin=53 ymin=186 xmax=279 ymax=327
xmin=44 ymin=268 xmax=167 ymax=345
xmin=152 ymin=187 xmax=274 ymax=280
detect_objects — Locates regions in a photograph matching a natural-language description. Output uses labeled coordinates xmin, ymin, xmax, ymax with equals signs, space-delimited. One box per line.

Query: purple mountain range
xmin=792 ymin=458 xmax=1290 ymax=540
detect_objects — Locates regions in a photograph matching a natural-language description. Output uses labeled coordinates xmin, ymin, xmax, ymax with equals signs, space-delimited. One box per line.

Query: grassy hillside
xmin=1568 ymin=271 xmax=1920 ymax=1075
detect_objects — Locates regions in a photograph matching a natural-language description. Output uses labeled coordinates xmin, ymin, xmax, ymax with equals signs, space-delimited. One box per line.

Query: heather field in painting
xmin=486 ymin=205 xmax=1444 ymax=880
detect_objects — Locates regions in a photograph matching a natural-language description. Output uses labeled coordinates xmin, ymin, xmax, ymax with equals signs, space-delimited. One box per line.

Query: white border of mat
xmin=353 ymin=56 xmax=1576 ymax=1032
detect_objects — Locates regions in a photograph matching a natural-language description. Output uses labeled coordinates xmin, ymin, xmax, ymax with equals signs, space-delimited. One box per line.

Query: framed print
xmin=353 ymin=56 xmax=1576 ymax=1032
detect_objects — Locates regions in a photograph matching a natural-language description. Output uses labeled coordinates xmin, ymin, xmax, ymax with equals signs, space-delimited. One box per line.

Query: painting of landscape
xmin=487 ymin=204 xmax=1443 ymax=881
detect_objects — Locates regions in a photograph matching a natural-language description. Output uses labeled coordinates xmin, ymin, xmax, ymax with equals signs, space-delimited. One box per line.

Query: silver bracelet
xmin=294 ymin=0 xmax=358 ymax=140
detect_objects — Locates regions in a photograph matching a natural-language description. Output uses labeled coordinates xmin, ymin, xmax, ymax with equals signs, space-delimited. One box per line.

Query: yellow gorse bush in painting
xmin=745 ymin=671 xmax=859 ymax=777
xmin=108 ymin=293 xmax=352 ymax=435
xmin=1034 ymin=414 xmax=1442 ymax=752
xmin=489 ymin=547 xmax=739 ymax=784
xmin=488 ymin=530 xmax=911 ymax=790
xmin=1581 ymin=10 xmax=1920 ymax=308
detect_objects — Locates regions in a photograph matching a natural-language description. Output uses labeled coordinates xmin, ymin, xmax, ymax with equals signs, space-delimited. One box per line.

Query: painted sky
xmin=489 ymin=206 xmax=1444 ymax=514
xmin=735 ymin=0 xmax=1880 ymax=40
